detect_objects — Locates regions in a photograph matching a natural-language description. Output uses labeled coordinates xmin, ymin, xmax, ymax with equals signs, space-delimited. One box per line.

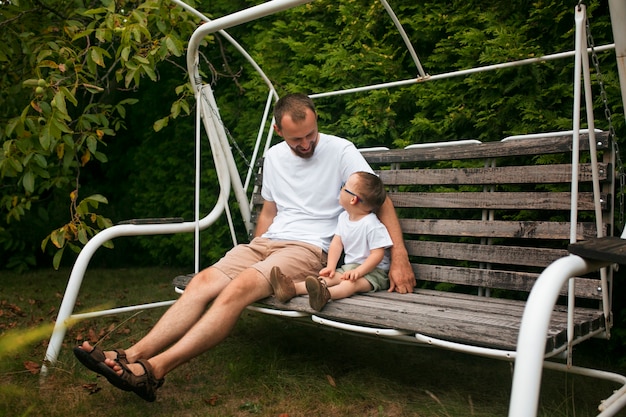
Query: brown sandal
xmin=117 ymin=359 xmax=164 ymax=402
xmin=73 ymin=346 xmax=132 ymax=391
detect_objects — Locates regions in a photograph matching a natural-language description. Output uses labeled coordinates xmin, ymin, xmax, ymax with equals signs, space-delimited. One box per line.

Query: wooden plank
xmin=568 ymin=236 xmax=626 ymax=264
xmin=398 ymin=219 xmax=600 ymax=240
xmin=368 ymin=290 xmax=604 ymax=339
xmin=255 ymin=290 xmax=605 ymax=352
xmin=389 ymin=191 xmax=606 ymax=211
xmin=405 ymin=240 xmax=567 ymax=267
xmin=411 ymin=264 xmax=603 ymax=299
xmin=363 ymin=133 xmax=609 ymax=164
xmin=377 ymin=163 xmax=608 ymax=186
xmin=255 ymin=191 xmax=607 ymax=211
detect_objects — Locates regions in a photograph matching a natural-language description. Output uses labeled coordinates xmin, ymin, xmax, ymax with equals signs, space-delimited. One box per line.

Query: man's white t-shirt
xmin=261 ymin=133 xmax=373 ymax=251
xmin=335 ymin=211 xmax=392 ymax=271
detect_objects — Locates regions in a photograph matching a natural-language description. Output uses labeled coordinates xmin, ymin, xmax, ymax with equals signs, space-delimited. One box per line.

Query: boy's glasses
xmin=340 ymin=182 xmax=361 ymax=203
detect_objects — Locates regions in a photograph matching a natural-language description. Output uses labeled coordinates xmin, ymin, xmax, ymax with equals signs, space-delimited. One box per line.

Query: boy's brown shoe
xmin=305 ymin=276 xmax=331 ymax=311
xmin=269 ymin=266 xmax=296 ymax=303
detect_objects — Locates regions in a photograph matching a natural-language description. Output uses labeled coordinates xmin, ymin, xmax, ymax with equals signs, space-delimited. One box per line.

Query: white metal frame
xmin=44 ymin=1 xmax=626 ymax=416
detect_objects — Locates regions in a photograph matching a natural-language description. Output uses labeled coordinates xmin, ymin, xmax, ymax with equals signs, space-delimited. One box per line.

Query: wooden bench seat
xmin=176 ymin=271 xmax=605 ymax=354
xmin=175 ymin=131 xmax=616 ymax=359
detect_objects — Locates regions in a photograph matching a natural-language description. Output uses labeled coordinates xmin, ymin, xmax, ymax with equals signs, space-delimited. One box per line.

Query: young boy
xmin=270 ymin=171 xmax=393 ymax=311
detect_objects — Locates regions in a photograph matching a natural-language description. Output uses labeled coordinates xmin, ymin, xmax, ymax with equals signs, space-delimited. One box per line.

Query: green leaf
xmin=93 ymin=151 xmax=108 ymax=163
xmin=153 ymin=116 xmax=169 ymax=132
xmin=22 ymin=79 xmax=40 ymax=87
xmin=142 ymin=64 xmax=157 ymax=82
xmin=60 ymin=87 xmax=78 ymax=107
xmin=22 ymin=171 xmax=35 ymax=193
xmin=52 ymin=91 xmax=68 ymax=116
xmin=133 ymin=55 xmax=150 ymax=65
xmin=90 ymin=48 xmax=105 ymax=67
xmin=5 ymin=118 xmax=20 ymax=138
xmin=165 ymin=36 xmax=182 ymax=57
xmin=39 ymin=126 xmax=52 ymax=151
xmin=33 ymin=154 xmax=47 ymax=168
xmin=50 ymin=228 xmax=66 ymax=249
xmin=52 ymin=246 xmax=65 ymax=270
xmin=41 ymin=235 xmax=50 ymax=252
xmin=171 ymin=101 xmax=180 ymax=118
xmin=87 ymin=135 xmax=97 ymax=153
xmin=78 ymin=227 xmax=88 ymax=244
xmin=85 ymin=194 xmax=108 ymax=204
xmin=120 ymin=46 xmax=131 ymax=62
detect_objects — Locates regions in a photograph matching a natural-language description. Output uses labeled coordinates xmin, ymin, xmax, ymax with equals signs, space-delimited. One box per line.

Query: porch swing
xmin=44 ymin=1 xmax=626 ymax=416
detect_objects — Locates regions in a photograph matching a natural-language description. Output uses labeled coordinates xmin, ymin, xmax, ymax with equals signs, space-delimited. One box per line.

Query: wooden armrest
xmin=568 ymin=236 xmax=626 ymax=264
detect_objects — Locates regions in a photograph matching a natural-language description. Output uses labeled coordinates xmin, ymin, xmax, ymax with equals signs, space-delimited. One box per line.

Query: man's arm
xmin=254 ymin=200 xmax=277 ymax=237
xmin=376 ymin=197 xmax=416 ymax=293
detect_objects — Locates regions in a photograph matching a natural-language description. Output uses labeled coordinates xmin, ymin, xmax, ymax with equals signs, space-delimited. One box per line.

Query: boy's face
xmin=339 ymin=175 xmax=361 ymax=210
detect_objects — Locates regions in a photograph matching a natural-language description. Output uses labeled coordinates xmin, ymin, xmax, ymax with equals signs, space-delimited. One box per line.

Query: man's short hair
xmin=274 ymin=93 xmax=317 ymax=130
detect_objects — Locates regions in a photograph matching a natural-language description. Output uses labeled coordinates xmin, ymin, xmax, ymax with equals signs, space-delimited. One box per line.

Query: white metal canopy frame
xmin=43 ymin=1 xmax=626 ymax=416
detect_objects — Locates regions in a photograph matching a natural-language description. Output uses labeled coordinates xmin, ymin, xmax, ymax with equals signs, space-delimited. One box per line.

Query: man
xmin=74 ymin=93 xmax=416 ymax=402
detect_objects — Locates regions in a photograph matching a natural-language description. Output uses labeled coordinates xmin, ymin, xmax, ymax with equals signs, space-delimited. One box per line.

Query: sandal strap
xmin=113 ymin=348 xmax=128 ymax=365
xmin=119 ymin=359 xmax=164 ymax=402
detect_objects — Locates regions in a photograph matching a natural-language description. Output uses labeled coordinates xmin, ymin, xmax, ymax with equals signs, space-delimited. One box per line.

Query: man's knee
xmin=217 ymin=268 xmax=272 ymax=305
xmin=185 ymin=267 xmax=230 ymax=294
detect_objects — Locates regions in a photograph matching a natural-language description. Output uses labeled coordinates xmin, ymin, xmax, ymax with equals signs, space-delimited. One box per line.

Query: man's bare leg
xmin=106 ymin=267 xmax=272 ymax=380
xmin=78 ymin=266 xmax=231 ymax=363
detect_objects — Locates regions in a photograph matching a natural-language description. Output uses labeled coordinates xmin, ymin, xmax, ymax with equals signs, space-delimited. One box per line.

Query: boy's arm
xmin=342 ymin=247 xmax=385 ymax=281
xmin=375 ymin=197 xmax=416 ymax=293
xmin=320 ymin=235 xmax=343 ymax=277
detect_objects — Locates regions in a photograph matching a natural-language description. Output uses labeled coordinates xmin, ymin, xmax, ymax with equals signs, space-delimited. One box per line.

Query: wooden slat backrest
xmin=250 ymin=132 xmax=613 ymax=302
xmin=363 ymin=132 xmax=612 ymax=301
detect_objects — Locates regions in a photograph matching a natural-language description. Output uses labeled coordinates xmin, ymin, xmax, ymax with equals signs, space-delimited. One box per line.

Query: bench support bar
xmin=509 ymin=254 xmax=614 ymax=417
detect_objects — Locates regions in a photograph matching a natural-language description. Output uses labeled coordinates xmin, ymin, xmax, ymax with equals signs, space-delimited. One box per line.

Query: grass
xmin=1 ymin=267 xmax=625 ymax=417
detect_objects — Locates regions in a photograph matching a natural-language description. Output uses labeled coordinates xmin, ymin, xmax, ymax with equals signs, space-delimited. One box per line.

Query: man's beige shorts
xmin=213 ymin=237 xmax=327 ymax=283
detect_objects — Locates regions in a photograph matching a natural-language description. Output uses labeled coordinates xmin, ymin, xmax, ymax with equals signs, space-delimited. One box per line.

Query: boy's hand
xmin=319 ymin=267 xmax=334 ymax=278
xmin=341 ymin=270 xmax=361 ymax=281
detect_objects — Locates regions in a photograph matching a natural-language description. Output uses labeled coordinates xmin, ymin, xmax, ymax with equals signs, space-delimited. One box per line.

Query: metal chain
xmin=200 ymin=88 xmax=251 ymax=168
xmin=586 ymin=17 xmax=625 ymax=229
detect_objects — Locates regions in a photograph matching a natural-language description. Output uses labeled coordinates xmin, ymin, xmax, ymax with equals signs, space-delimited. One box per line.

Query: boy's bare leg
xmin=293 ymin=281 xmax=308 ymax=295
xmin=328 ymin=278 xmax=372 ymax=300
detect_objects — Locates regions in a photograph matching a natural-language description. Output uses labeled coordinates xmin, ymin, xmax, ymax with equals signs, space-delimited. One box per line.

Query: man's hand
xmin=387 ymin=255 xmax=415 ymax=294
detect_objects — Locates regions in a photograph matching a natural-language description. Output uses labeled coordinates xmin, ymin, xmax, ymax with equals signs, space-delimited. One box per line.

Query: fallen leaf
xmin=278 ymin=414 xmax=290 ymax=417
xmin=88 ymin=328 xmax=97 ymax=343
xmin=204 ymin=395 xmax=219 ymax=406
xmin=326 ymin=374 xmax=336 ymax=387
xmin=24 ymin=361 xmax=41 ymax=375
xmin=82 ymin=383 xmax=101 ymax=394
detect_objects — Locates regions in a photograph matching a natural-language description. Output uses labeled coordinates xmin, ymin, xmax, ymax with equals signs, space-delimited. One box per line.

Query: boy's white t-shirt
xmin=335 ymin=211 xmax=393 ymax=271
xmin=261 ymin=133 xmax=373 ymax=251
